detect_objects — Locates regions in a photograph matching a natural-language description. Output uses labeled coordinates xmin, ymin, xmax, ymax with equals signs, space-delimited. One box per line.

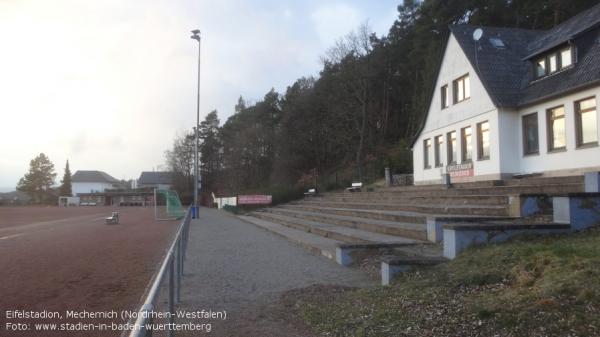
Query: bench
xmin=106 ymin=212 xmax=119 ymax=225
xmin=304 ymin=188 xmax=316 ymax=197
xmin=346 ymin=182 xmax=363 ymax=192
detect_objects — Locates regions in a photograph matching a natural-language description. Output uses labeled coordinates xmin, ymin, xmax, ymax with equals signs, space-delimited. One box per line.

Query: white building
xmin=412 ymin=4 xmax=600 ymax=184
xmin=71 ymin=170 xmax=121 ymax=195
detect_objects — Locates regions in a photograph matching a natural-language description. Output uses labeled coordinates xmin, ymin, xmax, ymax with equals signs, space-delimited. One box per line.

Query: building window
xmin=424 ymin=139 xmax=432 ymax=169
xmin=461 ymin=126 xmax=472 ymax=162
xmin=441 ymin=85 xmax=449 ymax=109
xmin=547 ymin=106 xmax=566 ymax=151
xmin=534 ymin=46 xmax=574 ymax=79
xmin=560 ymin=47 xmax=572 ymax=68
xmin=522 ymin=113 xmax=539 ymax=155
xmin=453 ymin=74 xmax=470 ymax=103
xmin=477 ymin=121 xmax=490 ymax=160
xmin=447 ymin=131 xmax=457 ymax=164
xmin=434 ymin=135 xmax=443 ymax=167
xmin=536 ymin=58 xmax=546 ymax=77
xmin=549 ymin=54 xmax=558 ymax=73
xmin=575 ymin=97 xmax=598 ymax=147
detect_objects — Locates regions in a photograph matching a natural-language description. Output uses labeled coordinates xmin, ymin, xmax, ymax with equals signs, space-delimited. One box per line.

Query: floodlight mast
xmin=191 ymin=29 xmax=201 ymax=214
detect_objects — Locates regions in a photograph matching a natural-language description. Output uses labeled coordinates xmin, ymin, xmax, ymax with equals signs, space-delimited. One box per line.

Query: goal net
xmin=154 ymin=189 xmax=186 ymax=221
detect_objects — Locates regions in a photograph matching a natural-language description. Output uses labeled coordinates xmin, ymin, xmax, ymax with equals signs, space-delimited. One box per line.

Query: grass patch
xmin=296 ymin=228 xmax=600 ymax=337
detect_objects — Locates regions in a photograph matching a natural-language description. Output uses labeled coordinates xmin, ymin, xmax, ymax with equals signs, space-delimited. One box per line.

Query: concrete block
xmin=552 ymin=196 xmax=570 ymax=224
xmin=426 ymin=217 xmax=443 ymax=242
xmin=443 ymin=225 xmax=569 ymax=259
xmin=584 ymin=172 xmax=600 ymax=193
xmin=381 ymin=262 xmax=411 ymax=286
xmin=514 ymin=195 xmax=552 ymax=218
xmin=507 ymin=196 xmax=520 ymax=217
xmin=553 ymin=194 xmax=600 ymax=231
xmin=385 ymin=167 xmax=391 ymax=187
xmin=568 ymin=196 xmax=600 ymax=231
xmin=335 ymin=246 xmax=353 ymax=266
xmin=443 ymin=228 xmax=492 ymax=259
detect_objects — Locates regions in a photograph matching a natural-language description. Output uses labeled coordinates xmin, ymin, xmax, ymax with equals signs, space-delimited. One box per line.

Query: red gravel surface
xmin=0 ymin=206 xmax=179 ymax=336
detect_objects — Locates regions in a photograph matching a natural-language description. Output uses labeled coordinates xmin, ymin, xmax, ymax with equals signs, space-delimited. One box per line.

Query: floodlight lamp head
xmin=190 ymin=29 xmax=201 ymax=41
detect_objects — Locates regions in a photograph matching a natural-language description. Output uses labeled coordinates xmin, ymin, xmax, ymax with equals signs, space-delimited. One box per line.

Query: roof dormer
xmin=531 ymin=44 xmax=575 ymax=81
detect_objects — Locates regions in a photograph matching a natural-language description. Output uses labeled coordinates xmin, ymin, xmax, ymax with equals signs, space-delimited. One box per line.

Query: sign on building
xmin=446 ymin=162 xmax=474 ymax=177
xmin=237 ymin=195 xmax=272 ymax=205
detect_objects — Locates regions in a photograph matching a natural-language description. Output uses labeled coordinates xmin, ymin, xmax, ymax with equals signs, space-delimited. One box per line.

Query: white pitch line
xmin=0 ymin=233 xmax=23 ymax=240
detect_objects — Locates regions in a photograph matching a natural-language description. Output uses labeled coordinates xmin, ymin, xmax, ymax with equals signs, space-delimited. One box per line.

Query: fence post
xmin=168 ymin=257 xmax=175 ymax=337
xmin=385 ymin=167 xmax=391 ymax=187
xmin=177 ymin=239 xmax=182 ymax=303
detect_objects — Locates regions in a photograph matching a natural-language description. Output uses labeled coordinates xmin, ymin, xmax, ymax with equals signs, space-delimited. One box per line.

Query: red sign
xmin=447 ymin=162 xmax=474 ymax=178
xmin=237 ymin=195 xmax=272 ymax=205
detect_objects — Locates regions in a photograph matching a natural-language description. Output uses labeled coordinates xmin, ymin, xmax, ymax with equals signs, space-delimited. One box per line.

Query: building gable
xmin=419 ymin=33 xmax=496 ymax=137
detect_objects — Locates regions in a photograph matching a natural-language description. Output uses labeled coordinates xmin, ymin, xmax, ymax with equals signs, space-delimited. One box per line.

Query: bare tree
xmin=322 ymin=22 xmax=374 ymax=181
xmin=165 ymin=131 xmax=195 ymax=196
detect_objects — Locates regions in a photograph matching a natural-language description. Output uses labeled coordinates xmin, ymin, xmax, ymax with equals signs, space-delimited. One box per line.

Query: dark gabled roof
xmin=525 ymin=2 xmax=600 ymax=59
xmin=451 ymin=3 xmax=600 ymax=108
xmin=72 ymin=170 xmax=120 ymax=183
xmin=412 ymin=3 xmax=600 ymax=148
xmin=519 ymin=25 xmax=600 ymax=106
xmin=138 ymin=171 xmax=174 ymax=185
xmin=450 ymin=25 xmax=542 ymax=108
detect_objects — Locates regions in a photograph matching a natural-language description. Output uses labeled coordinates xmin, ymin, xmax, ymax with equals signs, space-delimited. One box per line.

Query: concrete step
xmin=501 ymin=175 xmax=583 ymax=186
xmin=251 ymin=211 xmax=420 ymax=244
xmin=265 ymin=207 xmax=428 ymax=241
xmin=291 ymin=202 xmax=510 ymax=217
xmin=381 ymin=255 xmax=448 ymax=286
xmin=304 ymin=195 xmax=510 ymax=206
xmin=384 ymin=175 xmax=582 ymax=192
xmin=274 ymin=205 xmax=426 ymax=226
xmin=238 ymin=215 xmax=340 ymax=260
xmin=324 ymin=183 xmax=583 ymax=199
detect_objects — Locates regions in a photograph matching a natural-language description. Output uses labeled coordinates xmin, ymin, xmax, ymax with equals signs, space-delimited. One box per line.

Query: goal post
xmin=154 ymin=189 xmax=186 ymax=221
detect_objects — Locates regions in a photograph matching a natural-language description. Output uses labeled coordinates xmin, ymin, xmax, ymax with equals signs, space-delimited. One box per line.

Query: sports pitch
xmin=0 ymin=206 xmax=179 ymax=336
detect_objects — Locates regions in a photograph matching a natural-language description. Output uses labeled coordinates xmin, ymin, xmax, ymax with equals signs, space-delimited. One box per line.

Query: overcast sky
xmin=0 ymin=0 xmax=400 ymax=191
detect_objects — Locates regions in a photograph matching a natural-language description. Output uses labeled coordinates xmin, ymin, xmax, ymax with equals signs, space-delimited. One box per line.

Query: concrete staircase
xmin=239 ymin=175 xmax=585 ymax=282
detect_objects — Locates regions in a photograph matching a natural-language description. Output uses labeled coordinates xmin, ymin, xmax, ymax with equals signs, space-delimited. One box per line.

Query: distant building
xmin=77 ymin=190 xmax=153 ymax=207
xmin=412 ymin=3 xmax=600 ymax=184
xmin=72 ymin=170 xmax=121 ymax=195
xmin=137 ymin=171 xmax=174 ymax=190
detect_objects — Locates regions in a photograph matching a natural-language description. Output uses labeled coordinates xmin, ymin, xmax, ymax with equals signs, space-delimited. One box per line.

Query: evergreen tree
xmin=16 ymin=153 xmax=56 ymax=203
xmin=59 ymin=160 xmax=72 ymax=197
xmin=199 ymin=110 xmax=222 ymax=192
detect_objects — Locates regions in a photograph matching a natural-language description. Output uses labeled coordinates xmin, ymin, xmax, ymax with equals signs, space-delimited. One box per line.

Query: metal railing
xmin=128 ymin=207 xmax=191 ymax=337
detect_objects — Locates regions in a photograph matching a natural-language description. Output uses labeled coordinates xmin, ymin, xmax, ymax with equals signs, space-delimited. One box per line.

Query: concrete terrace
xmin=237 ymin=175 xmax=590 ymax=279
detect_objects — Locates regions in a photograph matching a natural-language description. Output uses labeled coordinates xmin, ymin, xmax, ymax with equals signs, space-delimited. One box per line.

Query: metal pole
xmin=191 ymin=30 xmax=201 ymax=215
xmin=194 ymin=125 xmax=198 ymax=213
xmin=168 ymin=257 xmax=175 ymax=337
xmin=177 ymin=239 xmax=182 ymax=302
xmin=153 ymin=188 xmax=157 ymax=220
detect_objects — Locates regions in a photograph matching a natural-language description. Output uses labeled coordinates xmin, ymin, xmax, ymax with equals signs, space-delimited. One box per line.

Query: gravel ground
xmin=0 ymin=206 xmax=178 ymax=337
xmin=175 ymin=207 xmax=375 ymax=337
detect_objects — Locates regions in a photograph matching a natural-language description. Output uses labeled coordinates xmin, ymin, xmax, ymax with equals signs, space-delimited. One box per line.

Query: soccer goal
xmin=154 ymin=189 xmax=186 ymax=221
